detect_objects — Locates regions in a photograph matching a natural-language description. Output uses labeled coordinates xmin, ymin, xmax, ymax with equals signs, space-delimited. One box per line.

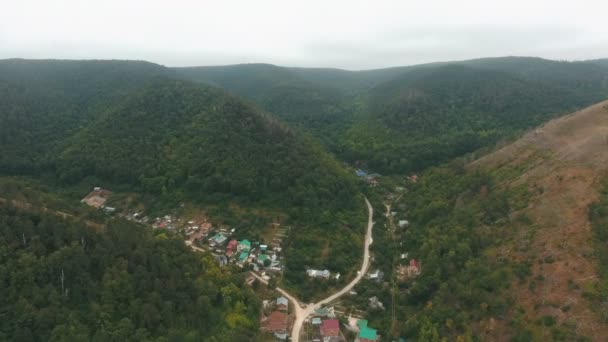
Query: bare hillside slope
xmin=470 ymin=100 xmax=608 ymax=340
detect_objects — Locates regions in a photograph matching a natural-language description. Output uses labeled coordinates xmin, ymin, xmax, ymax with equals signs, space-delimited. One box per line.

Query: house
xmin=408 ymin=259 xmax=421 ymax=276
xmin=314 ymin=307 xmax=335 ymax=318
xmin=356 ymin=169 xmax=367 ymax=177
xmin=238 ymin=252 xmax=249 ymax=263
xmin=258 ymin=254 xmax=270 ymax=265
xmin=321 ymin=319 xmax=340 ymax=341
xmin=356 ymin=320 xmax=378 ymax=342
xmin=367 ymin=269 xmax=384 ymax=282
xmin=398 ymin=220 xmax=409 ymax=228
xmin=215 ymin=255 xmax=228 ymax=267
xmin=368 ymin=296 xmax=385 ymax=310
xmin=81 ymin=187 xmax=111 ymax=208
xmin=238 ymin=239 xmax=251 ymax=252
xmin=307 ymin=269 xmax=331 ymax=279
xmin=209 ymin=233 xmax=227 ymax=247
xmin=312 ymin=317 xmax=322 ymax=325
xmin=276 ymin=296 xmax=288 ymax=311
xmin=226 ymin=239 xmax=238 ymax=257
xmin=261 ymin=310 xmax=289 ymax=337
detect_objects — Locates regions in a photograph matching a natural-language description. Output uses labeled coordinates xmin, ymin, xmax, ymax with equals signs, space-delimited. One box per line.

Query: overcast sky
xmin=1 ymin=0 xmax=607 ymax=70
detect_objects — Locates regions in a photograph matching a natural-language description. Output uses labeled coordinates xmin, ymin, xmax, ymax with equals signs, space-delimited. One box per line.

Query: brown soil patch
xmin=471 ymin=100 xmax=608 ymax=340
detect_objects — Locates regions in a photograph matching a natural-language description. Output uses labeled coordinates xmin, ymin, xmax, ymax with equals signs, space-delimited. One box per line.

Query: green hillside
xmin=0 ymin=59 xmax=173 ymax=173
xmin=56 ymin=79 xmax=359 ymax=217
xmin=342 ymin=61 xmax=608 ymax=173
xmin=0 ymin=198 xmax=259 ymax=341
xmin=173 ymin=64 xmax=353 ymax=151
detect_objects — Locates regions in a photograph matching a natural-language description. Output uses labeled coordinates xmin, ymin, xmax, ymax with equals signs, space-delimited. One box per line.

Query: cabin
xmin=261 ymin=310 xmax=290 ymax=340
xmin=307 ymin=269 xmax=331 ymax=279
xmin=238 ymin=239 xmax=251 ymax=252
xmin=321 ymin=319 xmax=340 ymax=341
xmin=356 ymin=320 xmax=378 ymax=342
xmin=258 ymin=254 xmax=270 ymax=265
xmin=238 ymin=252 xmax=249 ymax=263
xmin=367 ymin=269 xmax=384 ymax=283
xmin=81 ymin=187 xmax=111 ymax=208
xmin=276 ymin=296 xmax=288 ymax=311
xmin=209 ymin=233 xmax=227 ymax=247
xmin=226 ymin=239 xmax=238 ymax=257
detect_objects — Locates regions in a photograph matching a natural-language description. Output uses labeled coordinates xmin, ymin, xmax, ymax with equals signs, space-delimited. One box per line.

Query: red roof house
xmin=321 ymin=319 xmax=340 ymax=337
xmin=261 ymin=311 xmax=289 ymax=333
xmin=226 ymin=239 xmax=238 ymax=257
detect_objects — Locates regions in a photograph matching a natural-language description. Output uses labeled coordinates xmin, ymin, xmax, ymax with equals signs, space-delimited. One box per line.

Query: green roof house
xmin=238 ymin=252 xmax=249 ymax=263
xmin=238 ymin=239 xmax=251 ymax=252
xmin=356 ymin=319 xmax=378 ymax=342
xmin=209 ymin=233 xmax=227 ymax=246
xmin=258 ymin=254 xmax=269 ymax=265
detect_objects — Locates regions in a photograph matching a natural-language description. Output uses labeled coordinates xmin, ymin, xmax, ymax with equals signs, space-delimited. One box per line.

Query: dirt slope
xmin=470 ymin=100 xmax=608 ymax=340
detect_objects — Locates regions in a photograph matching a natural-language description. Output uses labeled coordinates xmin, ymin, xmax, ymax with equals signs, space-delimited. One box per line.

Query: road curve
xmin=289 ymin=197 xmax=375 ymax=342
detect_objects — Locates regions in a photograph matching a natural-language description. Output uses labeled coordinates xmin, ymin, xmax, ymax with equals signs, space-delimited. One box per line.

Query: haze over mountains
xmin=1 ymin=55 xmax=608 ymax=341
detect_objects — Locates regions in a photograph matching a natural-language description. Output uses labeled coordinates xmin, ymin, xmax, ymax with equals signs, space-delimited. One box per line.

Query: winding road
xmin=288 ymin=197 xmax=374 ymax=342
xmin=221 ymin=196 xmax=374 ymax=342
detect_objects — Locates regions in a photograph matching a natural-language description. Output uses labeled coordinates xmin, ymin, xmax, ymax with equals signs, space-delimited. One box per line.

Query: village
xmin=79 ymin=169 xmax=422 ymax=342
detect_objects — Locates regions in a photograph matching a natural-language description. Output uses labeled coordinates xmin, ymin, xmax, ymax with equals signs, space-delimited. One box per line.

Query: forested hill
xmin=173 ymin=64 xmax=353 ymax=150
xmin=0 ymin=59 xmax=173 ymax=173
xmin=340 ymin=61 xmax=608 ymax=173
xmin=56 ymin=79 xmax=359 ymax=218
xmin=0 ymin=201 xmax=260 ymax=341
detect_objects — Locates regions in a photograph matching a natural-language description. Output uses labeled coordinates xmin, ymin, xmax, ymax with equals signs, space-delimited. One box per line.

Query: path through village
xmin=250 ymin=196 xmax=375 ymax=342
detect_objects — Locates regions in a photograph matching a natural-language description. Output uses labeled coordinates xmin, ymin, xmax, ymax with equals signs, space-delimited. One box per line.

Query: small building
xmin=238 ymin=239 xmax=251 ymax=252
xmin=215 ymin=255 xmax=228 ymax=267
xmin=226 ymin=239 xmax=238 ymax=257
xmin=261 ymin=311 xmax=289 ymax=338
xmin=368 ymin=296 xmax=385 ymax=310
xmin=209 ymin=233 xmax=227 ymax=247
xmin=355 ymin=169 xmax=367 ymax=177
xmin=307 ymin=269 xmax=331 ymax=279
xmin=258 ymin=254 xmax=270 ymax=265
xmin=367 ymin=269 xmax=384 ymax=283
xmin=314 ymin=307 xmax=335 ymax=318
xmin=356 ymin=320 xmax=378 ymax=342
xmin=398 ymin=220 xmax=409 ymax=228
xmin=238 ymin=252 xmax=249 ymax=263
xmin=81 ymin=187 xmax=111 ymax=208
xmin=408 ymin=259 xmax=421 ymax=276
xmin=321 ymin=319 xmax=340 ymax=341
xmin=276 ymin=296 xmax=288 ymax=311
xmin=311 ymin=317 xmax=322 ymax=325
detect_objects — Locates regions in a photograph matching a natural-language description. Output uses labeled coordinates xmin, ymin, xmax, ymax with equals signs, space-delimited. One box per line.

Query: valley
xmin=1 ymin=56 xmax=608 ymax=341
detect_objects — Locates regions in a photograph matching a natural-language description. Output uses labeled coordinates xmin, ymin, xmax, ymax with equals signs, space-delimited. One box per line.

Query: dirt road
xmin=288 ymin=197 xmax=374 ymax=342
xmin=200 ymin=196 xmax=375 ymax=342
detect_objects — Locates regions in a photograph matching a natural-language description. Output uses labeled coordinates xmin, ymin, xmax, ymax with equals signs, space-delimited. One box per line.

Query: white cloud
xmin=1 ymin=0 xmax=607 ymax=69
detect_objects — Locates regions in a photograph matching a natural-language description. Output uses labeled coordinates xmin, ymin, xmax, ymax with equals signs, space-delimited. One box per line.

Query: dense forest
xmin=2 ymin=56 xmax=608 ymax=339
xmin=343 ymin=163 xmax=536 ymax=341
xmin=0 ymin=59 xmax=172 ymax=174
xmin=0 ymin=201 xmax=260 ymax=341
xmin=174 ymin=64 xmax=354 ymax=152
xmin=175 ymin=58 xmax=608 ymax=175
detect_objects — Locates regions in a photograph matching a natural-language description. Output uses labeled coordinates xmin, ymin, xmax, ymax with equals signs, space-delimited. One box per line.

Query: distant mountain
xmin=340 ymin=59 xmax=608 ymax=173
xmin=173 ymin=64 xmax=353 ymax=151
xmin=0 ymin=59 xmax=173 ymax=173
